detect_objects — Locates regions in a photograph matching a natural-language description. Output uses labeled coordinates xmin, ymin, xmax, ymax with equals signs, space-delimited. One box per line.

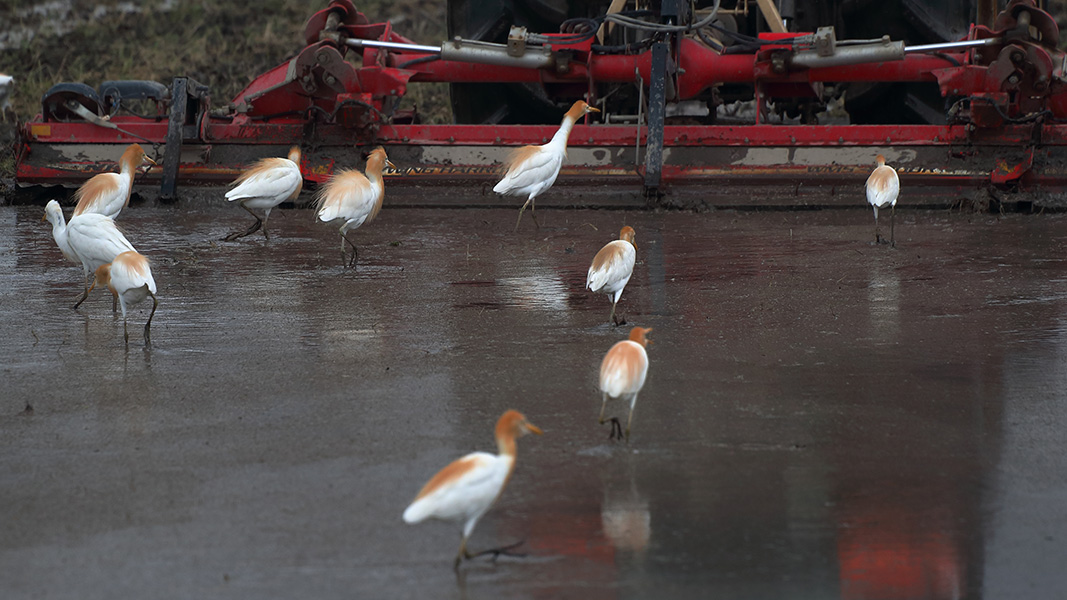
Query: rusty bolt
xmin=1007 ymin=74 xmax=1020 ymax=85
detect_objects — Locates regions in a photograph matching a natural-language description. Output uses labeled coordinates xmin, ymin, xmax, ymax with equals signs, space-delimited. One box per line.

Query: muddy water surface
xmin=1 ymin=205 xmax=1066 ymax=598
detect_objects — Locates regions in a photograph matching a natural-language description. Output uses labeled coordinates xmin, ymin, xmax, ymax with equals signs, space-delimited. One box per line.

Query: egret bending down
xmin=65 ymin=212 xmax=136 ymax=309
xmin=94 ymin=251 xmax=158 ymax=346
xmin=224 ymin=146 xmax=303 ymax=241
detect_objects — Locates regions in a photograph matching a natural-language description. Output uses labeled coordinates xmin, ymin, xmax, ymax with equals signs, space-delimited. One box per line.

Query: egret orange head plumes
xmin=402 ymin=409 xmax=542 ymax=570
xmin=564 ymin=99 xmax=601 ymax=121
xmin=629 ymin=326 xmax=652 ymax=346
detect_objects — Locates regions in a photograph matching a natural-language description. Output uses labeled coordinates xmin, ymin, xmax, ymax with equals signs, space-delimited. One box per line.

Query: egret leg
xmin=625 ymin=397 xmax=638 ymax=442
xmin=111 ymin=291 xmax=117 ymax=314
xmin=144 ymin=292 xmax=158 ymax=347
xmin=514 ymin=198 xmax=533 ymax=232
xmin=598 ymin=393 xmax=609 ymax=424
xmin=454 ymin=536 xmax=471 ymax=571
xmin=890 ymin=205 xmax=896 ymax=248
xmin=529 ymin=199 xmax=540 ymax=229
xmin=342 ymin=234 xmax=359 ymax=268
xmin=610 ymin=298 xmax=626 ymax=326
xmin=261 ymin=208 xmax=273 ymax=240
xmin=471 ymin=540 xmax=527 ymax=562
xmin=873 ymin=206 xmax=882 ymax=245
xmin=123 ymin=316 xmax=129 ymax=346
xmin=73 ymin=275 xmax=96 ymax=309
xmin=223 ymin=205 xmax=263 ymax=241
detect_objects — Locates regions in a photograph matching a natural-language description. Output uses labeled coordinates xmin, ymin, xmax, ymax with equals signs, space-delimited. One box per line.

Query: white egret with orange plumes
xmin=403 ymin=410 xmax=543 ymax=570
xmin=866 ymin=154 xmax=900 ymax=246
xmin=94 ymin=251 xmax=158 ymax=346
xmin=587 ymin=226 xmax=637 ymax=326
xmin=72 ymin=143 xmax=156 ymax=219
xmin=494 ymin=100 xmax=600 ymax=231
xmin=65 ymin=213 xmax=136 ymax=309
xmin=599 ymin=326 xmax=652 ymax=441
xmin=315 ymin=147 xmax=394 ymax=267
xmin=223 ymin=146 xmax=303 ymax=241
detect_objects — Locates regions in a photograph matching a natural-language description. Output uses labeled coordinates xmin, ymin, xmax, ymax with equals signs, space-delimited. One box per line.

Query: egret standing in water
xmin=65 ymin=213 xmax=136 ymax=309
xmin=403 ymin=410 xmax=543 ymax=570
xmin=224 ymin=146 xmax=303 ymax=241
xmin=599 ymin=327 xmax=652 ymax=441
xmin=72 ymin=143 xmax=156 ymax=219
xmin=315 ymin=147 xmax=394 ymax=267
xmin=94 ymin=251 xmax=158 ymax=346
xmin=587 ymin=226 xmax=637 ymax=326
xmin=866 ymin=154 xmax=900 ymax=246
xmin=494 ymin=100 xmax=600 ymax=231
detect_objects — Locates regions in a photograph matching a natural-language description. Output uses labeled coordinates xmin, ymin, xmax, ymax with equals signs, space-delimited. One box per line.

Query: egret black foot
xmin=473 ymin=540 xmax=526 ymax=563
xmin=224 ymin=221 xmax=262 ymax=242
xmin=607 ymin=417 xmax=624 ymax=440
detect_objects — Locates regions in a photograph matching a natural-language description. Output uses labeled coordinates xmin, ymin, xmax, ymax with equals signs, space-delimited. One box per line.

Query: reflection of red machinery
xmin=15 ymin=0 xmax=1067 ymax=207
xmin=837 ymin=508 xmax=965 ymax=599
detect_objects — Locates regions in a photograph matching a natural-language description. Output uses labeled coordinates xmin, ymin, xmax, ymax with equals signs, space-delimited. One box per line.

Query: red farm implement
xmin=14 ymin=0 xmax=1067 ymax=208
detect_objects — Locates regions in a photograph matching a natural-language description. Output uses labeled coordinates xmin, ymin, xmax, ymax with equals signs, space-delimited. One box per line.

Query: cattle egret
xmin=66 ymin=213 xmax=136 ymax=309
xmin=315 ymin=147 xmax=394 ymax=267
xmin=94 ymin=251 xmax=158 ymax=346
xmin=587 ymin=226 xmax=637 ymax=325
xmin=866 ymin=154 xmax=900 ymax=246
xmin=494 ymin=100 xmax=600 ymax=231
xmin=403 ymin=409 xmax=543 ymax=570
xmin=42 ymin=200 xmax=79 ymax=265
xmin=224 ymin=146 xmax=303 ymax=241
xmin=72 ymin=143 xmax=156 ymax=219
xmin=599 ymin=326 xmax=652 ymax=441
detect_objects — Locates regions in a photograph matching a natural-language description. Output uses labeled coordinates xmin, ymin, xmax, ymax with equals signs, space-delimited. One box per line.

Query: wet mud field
xmin=2 ymin=203 xmax=1066 ymax=598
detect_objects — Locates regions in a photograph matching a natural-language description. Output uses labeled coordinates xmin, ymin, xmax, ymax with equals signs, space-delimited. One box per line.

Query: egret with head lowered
xmin=224 ymin=146 xmax=303 ymax=241
xmin=94 ymin=251 xmax=158 ymax=346
xmin=64 ymin=212 xmax=137 ymax=309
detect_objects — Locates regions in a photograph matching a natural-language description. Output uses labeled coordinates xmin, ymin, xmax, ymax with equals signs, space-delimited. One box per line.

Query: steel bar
xmin=904 ymin=38 xmax=1002 ymax=53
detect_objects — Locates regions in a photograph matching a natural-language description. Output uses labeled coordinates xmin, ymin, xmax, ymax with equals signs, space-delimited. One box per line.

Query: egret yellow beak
xmin=386 ymin=159 xmax=397 ymax=171
xmin=525 ymin=422 xmax=544 ymax=435
xmin=588 ymin=106 xmax=601 ymax=113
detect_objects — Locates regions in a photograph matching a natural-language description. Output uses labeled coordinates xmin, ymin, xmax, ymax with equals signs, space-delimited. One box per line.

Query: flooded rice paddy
xmin=1 ymin=203 xmax=1066 ymax=598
